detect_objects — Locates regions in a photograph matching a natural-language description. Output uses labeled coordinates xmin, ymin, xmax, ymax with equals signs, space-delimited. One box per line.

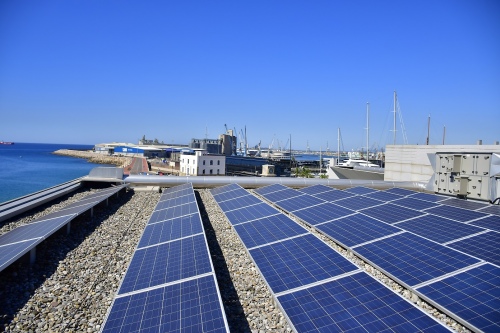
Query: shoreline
xmin=53 ymin=150 xmax=132 ymax=168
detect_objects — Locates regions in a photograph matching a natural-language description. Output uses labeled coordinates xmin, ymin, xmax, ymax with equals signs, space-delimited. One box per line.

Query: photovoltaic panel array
xmin=0 ymin=185 xmax=127 ymax=272
xmin=213 ymin=184 xmax=449 ymax=332
xmin=102 ymin=183 xmax=228 ymax=333
xmin=257 ymin=184 xmax=500 ymax=332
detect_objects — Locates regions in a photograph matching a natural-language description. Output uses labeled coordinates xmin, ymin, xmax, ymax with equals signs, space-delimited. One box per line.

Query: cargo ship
xmin=0 ymin=141 xmax=14 ymax=145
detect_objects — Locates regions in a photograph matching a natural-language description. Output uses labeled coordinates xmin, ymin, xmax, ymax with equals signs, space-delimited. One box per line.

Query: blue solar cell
xmin=363 ymin=191 xmax=403 ymax=202
xmin=0 ymin=215 xmax=73 ymax=245
xmin=333 ymin=196 xmax=384 ymax=211
xmin=103 ymin=275 xmax=227 ymax=333
xmin=119 ymin=234 xmax=212 ymax=294
xmin=360 ymin=203 xmax=426 ymax=224
xmin=355 ymin=232 xmax=480 ymax=286
xmin=292 ymin=202 xmax=355 ymax=225
xmin=391 ymin=197 xmax=441 ymax=211
xmin=425 ymin=205 xmax=489 ymax=222
xmin=149 ymin=202 xmax=199 ymax=224
xmin=299 ymin=185 xmax=334 ymax=195
xmin=155 ymin=194 xmax=195 ymax=210
xmin=447 ymin=231 xmax=500 ymax=266
xmin=470 ymin=215 xmax=500 ymax=232
xmin=250 ymin=234 xmax=358 ymax=293
xmin=260 ymin=189 xmax=304 ymax=203
xmin=254 ymin=184 xmax=289 ymax=195
xmin=210 ymin=183 xmax=240 ymax=195
xmin=217 ymin=195 xmax=262 ymax=212
xmin=397 ymin=215 xmax=485 ymax=244
xmin=275 ymin=195 xmax=325 ymax=212
xmin=384 ymin=188 xmax=418 ymax=196
xmin=224 ymin=203 xmax=280 ymax=225
xmin=417 ymin=264 xmax=500 ymax=333
xmin=160 ymin=188 xmax=193 ymax=201
xmin=479 ymin=205 xmax=500 ymax=216
xmin=54 ymin=201 xmax=100 ymax=216
xmin=138 ymin=214 xmax=203 ymax=248
xmin=439 ymin=198 xmax=488 ymax=211
xmin=344 ymin=187 xmax=377 ymax=195
xmin=279 ymin=272 xmax=448 ymax=333
xmin=234 ymin=214 xmax=308 ymax=248
xmin=212 ymin=188 xmax=249 ymax=202
xmin=0 ymin=239 xmax=40 ymax=271
xmin=313 ymin=189 xmax=357 ymax=202
xmin=317 ymin=213 xmax=402 ymax=247
xmin=408 ymin=192 xmax=448 ymax=203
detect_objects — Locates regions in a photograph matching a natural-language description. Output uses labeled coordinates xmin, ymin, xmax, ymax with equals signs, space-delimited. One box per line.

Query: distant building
xmin=180 ymin=150 xmax=226 ymax=176
xmin=189 ymin=138 xmax=222 ymax=154
xmin=113 ymin=146 xmax=163 ymax=158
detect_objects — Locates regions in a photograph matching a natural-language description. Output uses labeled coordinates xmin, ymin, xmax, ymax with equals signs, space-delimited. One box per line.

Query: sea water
xmin=0 ymin=143 xmax=109 ymax=203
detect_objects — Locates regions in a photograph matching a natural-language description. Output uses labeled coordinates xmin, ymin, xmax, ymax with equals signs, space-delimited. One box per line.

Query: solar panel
xmin=447 ymin=231 xmax=500 ymax=266
xmin=103 ymin=275 xmax=228 ymax=333
xmin=408 ymin=192 xmax=448 ymax=203
xmin=0 ymin=239 xmax=40 ymax=271
xmin=355 ymin=232 xmax=480 ymax=287
xmin=217 ymin=195 xmax=262 ymax=212
xmin=298 ymin=185 xmax=333 ymax=195
xmin=384 ymin=187 xmax=417 ymax=196
xmin=333 ymin=196 xmax=384 ymax=211
xmin=344 ymin=186 xmax=377 ymax=195
xmin=396 ymin=215 xmax=486 ymax=244
xmin=425 ymin=205 xmax=489 ymax=223
xmin=278 ymin=272 xmax=449 ymax=333
xmin=360 ymin=203 xmax=426 ymax=224
xmin=416 ymin=264 xmax=500 ymax=333
xmin=249 ymin=234 xmax=358 ymax=293
xmin=224 ymin=203 xmax=280 ymax=225
xmin=391 ymin=197 xmax=441 ymax=211
xmin=53 ymin=200 xmax=100 ymax=216
xmin=234 ymin=214 xmax=308 ymax=249
xmin=0 ymin=215 xmax=74 ymax=245
xmin=363 ymin=191 xmax=404 ymax=202
xmin=253 ymin=184 xmax=289 ymax=195
xmin=210 ymin=183 xmax=240 ymax=195
xmin=259 ymin=189 xmax=304 ymax=203
xmin=138 ymin=214 xmax=203 ymax=248
xmin=439 ymin=198 xmax=488 ymax=211
xmin=316 ymin=213 xmax=402 ymax=247
xmin=118 ymin=234 xmax=212 ymax=294
xmin=292 ymin=202 xmax=355 ymax=226
xmin=274 ymin=195 xmax=325 ymax=212
xmin=160 ymin=188 xmax=193 ymax=201
xmin=479 ymin=205 xmax=500 ymax=216
xmin=148 ymin=202 xmax=199 ymax=224
xmin=212 ymin=188 xmax=249 ymax=202
xmin=155 ymin=194 xmax=195 ymax=211
xmin=469 ymin=215 xmax=500 ymax=232
xmin=313 ymin=189 xmax=356 ymax=202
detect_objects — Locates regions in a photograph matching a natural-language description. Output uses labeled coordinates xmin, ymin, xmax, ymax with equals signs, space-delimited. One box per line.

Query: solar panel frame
xmin=439 ymin=198 xmax=489 ymax=211
xmin=478 ymin=205 xmax=500 ymax=216
xmin=210 ymin=183 xmax=241 ymax=195
xmin=0 ymin=239 xmax=41 ymax=271
xmin=391 ymin=197 xmax=441 ymax=211
xmin=384 ymin=187 xmax=418 ymax=196
xmin=154 ymin=194 xmax=195 ymax=211
xmin=0 ymin=215 xmax=74 ymax=246
xmin=363 ymin=191 xmax=404 ymax=202
xmin=212 ymin=188 xmax=250 ymax=202
xmin=148 ymin=202 xmax=199 ymax=224
xmin=274 ymin=195 xmax=326 ymax=212
xmin=416 ymin=263 xmax=500 ymax=333
xmin=217 ymin=195 xmax=263 ymax=212
xmin=360 ymin=203 xmax=426 ymax=224
xmin=292 ymin=202 xmax=355 ymax=226
xmin=425 ymin=205 xmax=489 ymax=223
xmin=316 ymin=213 xmax=402 ymax=247
xmin=298 ymin=185 xmax=334 ymax=195
xmin=249 ymin=234 xmax=358 ymax=293
xmin=118 ymin=234 xmax=212 ymax=294
xmin=446 ymin=231 xmax=500 ymax=266
xmin=407 ymin=192 xmax=449 ymax=203
xmin=396 ymin=215 xmax=486 ymax=244
xmin=278 ymin=271 xmax=450 ymax=333
xmin=312 ymin=189 xmax=357 ymax=202
xmin=234 ymin=214 xmax=309 ymax=249
xmin=223 ymin=203 xmax=280 ymax=225
xmin=344 ymin=186 xmax=378 ymax=195
xmin=333 ymin=196 xmax=384 ymax=211
xmin=469 ymin=215 xmax=500 ymax=232
xmin=354 ymin=232 xmax=481 ymax=287
xmin=253 ymin=184 xmax=289 ymax=195
xmin=259 ymin=189 xmax=304 ymax=203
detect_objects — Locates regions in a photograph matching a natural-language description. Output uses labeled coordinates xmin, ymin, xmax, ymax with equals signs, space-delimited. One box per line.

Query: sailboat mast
xmin=393 ymin=91 xmax=397 ymax=145
xmin=366 ymin=102 xmax=370 ymax=161
xmin=337 ymin=128 xmax=340 ymax=166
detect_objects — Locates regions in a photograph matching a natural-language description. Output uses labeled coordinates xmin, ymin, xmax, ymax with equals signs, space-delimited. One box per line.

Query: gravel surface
xmin=0 ymin=188 xmax=472 ymax=333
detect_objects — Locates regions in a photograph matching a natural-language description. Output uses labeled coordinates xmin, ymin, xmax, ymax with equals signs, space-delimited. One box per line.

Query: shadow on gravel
xmin=195 ymin=191 xmax=251 ymax=333
xmin=0 ymin=190 xmax=133 ymax=331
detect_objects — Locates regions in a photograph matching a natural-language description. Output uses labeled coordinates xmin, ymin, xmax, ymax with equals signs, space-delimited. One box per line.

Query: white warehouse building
xmin=180 ymin=150 xmax=226 ymax=176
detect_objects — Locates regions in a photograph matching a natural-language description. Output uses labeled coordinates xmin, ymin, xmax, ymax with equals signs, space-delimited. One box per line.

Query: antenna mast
xmin=366 ymin=102 xmax=370 ymax=160
xmin=393 ymin=91 xmax=397 ymax=145
xmin=426 ymin=115 xmax=430 ymax=145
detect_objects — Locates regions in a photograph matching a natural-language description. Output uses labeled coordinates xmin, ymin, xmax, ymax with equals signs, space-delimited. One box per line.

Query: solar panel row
xmin=212 ymin=184 xmax=450 ymax=333
xmin=255 ymin=184 xmax=499 ymax=332
xmin=101 ymin=184 xmax=229 ymax=333
xmin=0 ymin=185 xmax=128 ymax=272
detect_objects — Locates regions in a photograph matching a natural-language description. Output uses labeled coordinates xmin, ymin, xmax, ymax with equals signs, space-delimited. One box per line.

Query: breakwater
xmin=53 ymin=150 xmax=132 ymax=168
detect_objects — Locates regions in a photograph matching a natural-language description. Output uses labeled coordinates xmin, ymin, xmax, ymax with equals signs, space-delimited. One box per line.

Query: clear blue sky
xmin=1 ymin=1 xmax=499 ymax=151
